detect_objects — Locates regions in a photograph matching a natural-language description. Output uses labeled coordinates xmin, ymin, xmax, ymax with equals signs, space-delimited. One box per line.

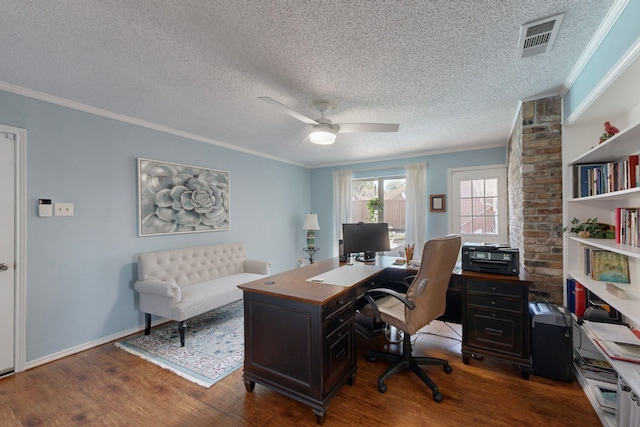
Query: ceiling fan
xmin=259 ymin=96 xmax=399 ymax=145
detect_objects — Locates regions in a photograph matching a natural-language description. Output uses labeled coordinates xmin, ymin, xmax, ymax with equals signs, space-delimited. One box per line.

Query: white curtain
xmin=405 ymin=163 xmax=427 ymax=259
xmin=333 ymin=170 xmax=352 ymax=250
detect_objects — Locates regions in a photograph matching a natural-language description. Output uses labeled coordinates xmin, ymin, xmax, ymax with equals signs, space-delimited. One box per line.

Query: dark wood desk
xmin=239 ymin=257 xmax=533 ymax=424
xmin=238 ymin=257 xmax=387 ymax=425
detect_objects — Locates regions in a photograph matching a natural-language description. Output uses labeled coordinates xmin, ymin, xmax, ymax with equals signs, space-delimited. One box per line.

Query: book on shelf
xmin=582 ymin=246 xmax=630 ymax=284
xmin=566 ymin=278 xmax=576 ymax=314
xmin=617 ymin=207 xmax=639 ymax=247
xmin=572 ymin=154 xmax=639 ymax=198
xmin=575 ymin=281 xmax=586 ymax=318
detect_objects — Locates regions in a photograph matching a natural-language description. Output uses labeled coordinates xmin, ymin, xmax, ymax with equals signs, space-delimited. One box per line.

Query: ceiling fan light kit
xmin=309 ymin=129 xmax=336 ymax=145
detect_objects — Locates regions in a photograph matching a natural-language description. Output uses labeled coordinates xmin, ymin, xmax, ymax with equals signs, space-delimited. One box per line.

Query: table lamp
xmin=303 ymin=213 xmax=320 ymax=248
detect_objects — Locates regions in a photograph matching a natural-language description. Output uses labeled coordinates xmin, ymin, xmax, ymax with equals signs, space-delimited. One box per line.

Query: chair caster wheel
xmin=433 ymin=391 xmax=443 ymax=402
xmin=377 ymin=382 xmax=387 ymax=393
xmin=444 ymin=365 xmax=452 ymax=374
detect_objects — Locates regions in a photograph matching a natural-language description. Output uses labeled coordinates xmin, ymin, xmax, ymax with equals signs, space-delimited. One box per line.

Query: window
xmin=352 ymin=176 xmax=406 ymax=253
xmin=459 ymin=178 xmax=498 ymax=234
xmin=449 ymin=166 xmax=507 ymax=246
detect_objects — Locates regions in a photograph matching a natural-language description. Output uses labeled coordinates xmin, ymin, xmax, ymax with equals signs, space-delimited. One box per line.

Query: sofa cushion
xmin=170 ymin=273 xmax=264 ymax=321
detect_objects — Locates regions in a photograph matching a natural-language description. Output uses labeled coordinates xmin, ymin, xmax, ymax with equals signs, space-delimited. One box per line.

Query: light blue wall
xmin=309 ymin=147 xmax=507 ymax=260
xmin=564 ymin=0 xmax=640 ymax=119
xmin=0 ymin=89 xmax=311 ymax=362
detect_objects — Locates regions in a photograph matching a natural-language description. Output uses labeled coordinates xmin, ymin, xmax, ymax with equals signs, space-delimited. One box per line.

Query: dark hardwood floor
xmin=0 ymin=321 xmax=601 ymax=426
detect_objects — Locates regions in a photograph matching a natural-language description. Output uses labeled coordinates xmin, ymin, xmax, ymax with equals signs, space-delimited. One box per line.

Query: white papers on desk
xmin=306 ymin=264 xmax=384 ymax=287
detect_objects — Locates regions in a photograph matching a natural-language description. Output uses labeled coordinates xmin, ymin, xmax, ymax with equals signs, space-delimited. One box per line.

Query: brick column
xmin=508 ymin=96 xmax=563 ymax=303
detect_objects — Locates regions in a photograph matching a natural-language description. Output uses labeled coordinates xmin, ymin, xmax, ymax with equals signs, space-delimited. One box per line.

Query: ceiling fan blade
xmin=258 ymin=97 xmax=318 ymax=125
xmin=336 ymin=123 xmax=400 ymax=133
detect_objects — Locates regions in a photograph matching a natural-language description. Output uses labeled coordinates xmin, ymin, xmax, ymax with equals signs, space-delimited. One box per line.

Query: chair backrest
xmin=403 ymin=234 xmax=461 ymax=334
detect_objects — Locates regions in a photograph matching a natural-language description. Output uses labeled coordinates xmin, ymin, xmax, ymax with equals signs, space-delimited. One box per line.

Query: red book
xmin=575 ymin=282 xmax=586 ymax=317
xmin=629 ymin=155 xmax=639 ymax=188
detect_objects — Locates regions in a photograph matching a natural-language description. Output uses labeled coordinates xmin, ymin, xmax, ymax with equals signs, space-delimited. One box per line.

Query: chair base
xmin=367 ymin=332 xmax=452 ymax=402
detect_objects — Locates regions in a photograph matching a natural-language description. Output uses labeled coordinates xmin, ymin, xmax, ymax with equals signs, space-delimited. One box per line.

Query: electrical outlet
xmin=54 ymin=202 xmax=74 ymax=216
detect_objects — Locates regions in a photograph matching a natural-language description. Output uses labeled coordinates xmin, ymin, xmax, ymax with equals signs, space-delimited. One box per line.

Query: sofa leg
xmin=179 ymin=321 xmax=186 ymax=347
xmin=144 ymin=313 xmax=151 ymax=335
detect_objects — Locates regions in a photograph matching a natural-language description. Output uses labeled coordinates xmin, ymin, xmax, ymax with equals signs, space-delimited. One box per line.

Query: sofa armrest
xmin=244 ymin=259 xmax=271 ymax=275
xmin=134 ymin=280 xmax=182 ymax=303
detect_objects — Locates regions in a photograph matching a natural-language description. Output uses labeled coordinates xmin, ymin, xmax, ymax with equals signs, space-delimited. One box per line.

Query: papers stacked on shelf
xmin=574 ymin=351 xmax=617 ymax=384
xmin=590 ymin=380 xmax=617 ymax=415
xmin=583 ymin=320 xmax=640 ymax=364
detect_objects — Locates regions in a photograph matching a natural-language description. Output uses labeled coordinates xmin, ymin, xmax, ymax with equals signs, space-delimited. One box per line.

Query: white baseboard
xmin=24 ymin=319 xmax=171 ymax=371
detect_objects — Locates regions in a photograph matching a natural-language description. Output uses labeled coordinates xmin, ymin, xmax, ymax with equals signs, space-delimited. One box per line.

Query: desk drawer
xmin=324 ymin=290 xmax=354 ymax=318
xmin=324 ymin=323 xmax=353 ymax=393
xmin=467 ymin=293 xmax=523 ymax=312
xmin=466 ymin=307 xmax=523 ymax=357
xmin=325 ymin=305 xmax=353 ymax=338
xmin=467 ymin=279 xmax=524 ymax=298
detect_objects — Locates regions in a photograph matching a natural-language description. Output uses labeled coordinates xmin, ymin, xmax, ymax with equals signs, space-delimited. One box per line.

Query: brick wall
xmin=508 ymin=96 xmax=564 ymax=303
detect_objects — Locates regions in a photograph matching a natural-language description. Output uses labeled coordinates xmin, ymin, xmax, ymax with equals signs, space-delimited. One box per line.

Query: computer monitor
xmin=342 ymin=222 xmax=391 ymax=262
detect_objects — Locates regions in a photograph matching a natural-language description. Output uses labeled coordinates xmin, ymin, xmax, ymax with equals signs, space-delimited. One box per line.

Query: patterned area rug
xmin=115 ymin=300 xmax=243 ymax=388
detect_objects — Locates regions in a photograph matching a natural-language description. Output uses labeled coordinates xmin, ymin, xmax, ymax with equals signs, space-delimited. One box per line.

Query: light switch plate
xmin=55 ymin=202 xmax=74 ymax=216
xmin=39 ymin=204 xmax=52 ymax=217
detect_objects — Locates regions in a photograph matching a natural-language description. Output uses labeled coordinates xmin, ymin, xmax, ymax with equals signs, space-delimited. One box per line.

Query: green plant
xmin=562 ymin=217 xmax=615 ymax=239
xmin=366 ymin=198 xmax=383 ymax=222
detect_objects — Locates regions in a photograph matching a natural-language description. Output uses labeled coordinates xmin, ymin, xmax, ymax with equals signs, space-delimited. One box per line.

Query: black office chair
xmin=360 ymin=234 xmax=461 ymax=402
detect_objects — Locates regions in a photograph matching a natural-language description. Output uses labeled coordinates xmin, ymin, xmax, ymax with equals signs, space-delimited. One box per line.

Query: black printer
xmin=461 ymin=242 xmax=519 ymax=275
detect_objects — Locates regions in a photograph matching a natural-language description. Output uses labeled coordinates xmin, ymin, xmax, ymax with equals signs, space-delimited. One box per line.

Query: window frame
xmin=448 ymin=164 xmax=508 ymax=246
xmin=351 ymin=174 xmax=406 ymax=255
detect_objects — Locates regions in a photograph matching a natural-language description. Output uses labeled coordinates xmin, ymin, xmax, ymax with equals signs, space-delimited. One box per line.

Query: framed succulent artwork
xmin=138 ymin=158 xmax=230 ymax=236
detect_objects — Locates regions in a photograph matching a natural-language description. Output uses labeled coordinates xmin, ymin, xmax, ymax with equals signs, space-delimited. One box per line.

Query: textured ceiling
xmin=0 ymin=0 xmax=617 ymax=167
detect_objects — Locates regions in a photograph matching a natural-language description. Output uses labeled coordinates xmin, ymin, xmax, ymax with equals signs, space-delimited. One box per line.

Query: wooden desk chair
xmin=361 ymin=234 xmax=461 ymax=402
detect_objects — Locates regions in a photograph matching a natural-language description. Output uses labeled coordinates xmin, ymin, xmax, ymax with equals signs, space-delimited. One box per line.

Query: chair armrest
xmin=402 ymin=274 xmax=416 ymax=288
xmin=363 ymin=287 xmax=416 ymax=323
xmin=134 ymin=280 xmax=182 ymax=302
xmin=244 ymin=259 xmax=271 ymax=275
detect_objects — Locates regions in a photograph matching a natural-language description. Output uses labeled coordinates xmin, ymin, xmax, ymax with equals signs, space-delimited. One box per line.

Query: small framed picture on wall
xmin=430 ymin=194 xmax=446 ymax=212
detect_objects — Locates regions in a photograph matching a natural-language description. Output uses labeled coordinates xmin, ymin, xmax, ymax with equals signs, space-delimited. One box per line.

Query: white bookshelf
xmin=563 ymin=51 xmax=640 ymax=423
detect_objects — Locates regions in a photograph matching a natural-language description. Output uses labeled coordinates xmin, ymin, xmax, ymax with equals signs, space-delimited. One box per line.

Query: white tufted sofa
xmin=134 ymin=242 xmax=270 ymax=346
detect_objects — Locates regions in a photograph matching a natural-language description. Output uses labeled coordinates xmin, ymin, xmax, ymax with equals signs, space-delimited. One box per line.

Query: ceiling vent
xmin=518 ymin=13 xmax=564 ymax=58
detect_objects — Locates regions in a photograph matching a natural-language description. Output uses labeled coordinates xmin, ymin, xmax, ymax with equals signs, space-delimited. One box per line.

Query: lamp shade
xmin=303 ymin=213 xmax=320 ymax=230
xmin=309 ymin=129 xmax=336 ymax=145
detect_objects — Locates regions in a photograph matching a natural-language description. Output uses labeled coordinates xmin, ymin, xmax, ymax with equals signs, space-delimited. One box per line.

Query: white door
xmin=0 ymin=131 xmax=15 ymax=375
xmin=449 ymin=165 xmax=509 ymax=248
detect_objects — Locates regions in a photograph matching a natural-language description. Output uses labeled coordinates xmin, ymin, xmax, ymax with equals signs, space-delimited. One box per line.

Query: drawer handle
xmin=337 ymin=299 xmax=344 ymax=305
xmin=491 ymin=300 xmax=496 ymax=305
xmin=338 ymin=317 xmax=344 ymax=324
xmin=490 ymin=286 xmax=497 ymax=291
xmin=335 ymin=349 xmax=346 ymax=360
xmin=485 ymin=328 xmax=502 ymax=336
